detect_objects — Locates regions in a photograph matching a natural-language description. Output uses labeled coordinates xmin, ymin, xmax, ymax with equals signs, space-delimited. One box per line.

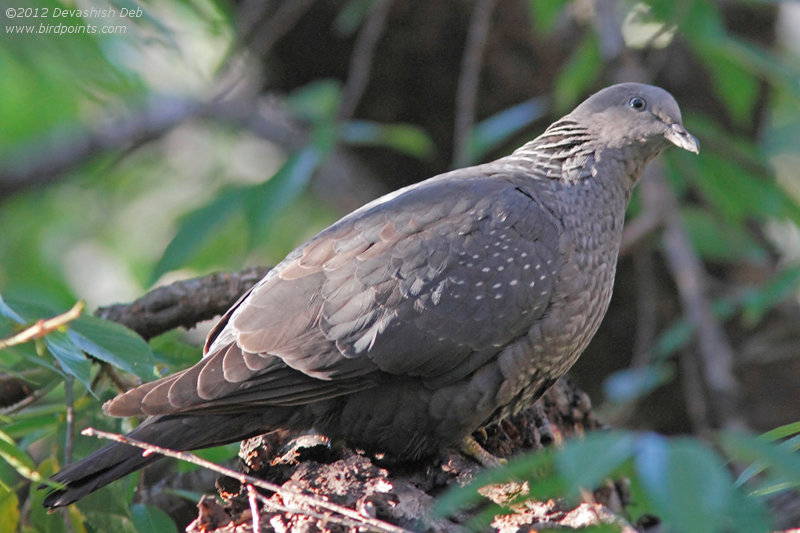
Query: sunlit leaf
xmin=0 ymin=481 xmax=19 ymax=533
xmin=0 ymin=429 xmax=42 ymax=483
xmin=68 ymin=316 xmax=157 ymax=380
xmin=761 ymin=422 xmax=800 ymax=442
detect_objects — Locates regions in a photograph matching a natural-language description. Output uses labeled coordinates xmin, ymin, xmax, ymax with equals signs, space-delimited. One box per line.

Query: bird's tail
xmin=41 ymin=410 xmax=296 ymax=509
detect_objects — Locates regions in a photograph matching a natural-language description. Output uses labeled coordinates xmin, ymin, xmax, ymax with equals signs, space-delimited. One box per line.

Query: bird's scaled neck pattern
xmin=502 ymin=118 xmax=596 ymax=182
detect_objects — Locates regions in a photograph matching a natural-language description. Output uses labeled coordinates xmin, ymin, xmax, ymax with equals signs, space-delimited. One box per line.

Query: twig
xmin=64 ymin=375 xmax=75 ymax=466
xmin=81 ymin=428 xmax=412 ymax=533
xmin=0 ymin=96 xmax=308 ymax=200
xmin=619 ymin=210 xmax=664 ymax=256
xmin=95 ymin=267 xmax=269 ymax=340
xmin=592 ymin=0 xmax=625 ymax=60
xmin=453 ymin=0 xmax=497 ymax=168
xmin=642 ymin=164 xmax=744 ymax=430
xmin=337 ymin=0 xmax=394 ymax=121
xmin=62 ymin=374 xmax=76 ymax=533
xmin=0 ymin=379 xmax=58 ymax=416
xmin=679 ymin=346 xmax=712 ymax=437
xmin=246 ymin=484 xmax=260 ymax=533
xmin=631 ymin=249 xmax=658 ymax=368
xmin=97 ymin=362 xmax=138 ymax=394
xmin=0 ymin=301 xmax=85 ymax=349
xmin=242 ymin=0 xmax=318 ymax=58
xmin=0 ymin=98 xmax=200 ymax=199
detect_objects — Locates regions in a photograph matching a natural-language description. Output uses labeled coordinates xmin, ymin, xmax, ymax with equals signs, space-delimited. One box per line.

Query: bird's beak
xmin=665 ymin=123 xmax=700 ymax=154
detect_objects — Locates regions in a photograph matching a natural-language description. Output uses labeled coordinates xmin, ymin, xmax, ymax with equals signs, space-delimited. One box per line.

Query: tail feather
xmin=42 ymin=409 xmax=300 ymax=508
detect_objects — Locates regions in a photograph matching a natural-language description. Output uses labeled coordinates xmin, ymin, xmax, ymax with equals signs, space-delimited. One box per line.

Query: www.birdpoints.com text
xmin=3 ymin=6 xmax=140 ymax=36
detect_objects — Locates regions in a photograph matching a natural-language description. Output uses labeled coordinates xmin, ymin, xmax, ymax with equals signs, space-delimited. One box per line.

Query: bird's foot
xmin=459 ymin=435 xmax=507 ymax=468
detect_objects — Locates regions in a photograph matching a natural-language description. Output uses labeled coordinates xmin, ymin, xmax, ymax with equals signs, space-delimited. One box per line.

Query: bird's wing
xmin=105 ymin=172 xmax=564 ymax=417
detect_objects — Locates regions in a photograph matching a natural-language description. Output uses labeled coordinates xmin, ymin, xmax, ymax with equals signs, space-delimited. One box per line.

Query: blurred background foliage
xmin=1 ymin=0 xmax=800 ymax=531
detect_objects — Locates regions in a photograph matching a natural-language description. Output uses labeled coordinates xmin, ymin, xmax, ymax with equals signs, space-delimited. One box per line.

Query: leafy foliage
xmin=437 ymin=429 xmax=787 ymax=532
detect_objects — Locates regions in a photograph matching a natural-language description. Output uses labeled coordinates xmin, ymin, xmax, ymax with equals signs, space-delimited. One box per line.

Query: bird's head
xmin=571 ymin=82 xmax=699 ymax=158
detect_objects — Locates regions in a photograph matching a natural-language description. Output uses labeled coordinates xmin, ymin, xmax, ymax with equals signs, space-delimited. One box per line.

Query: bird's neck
xmin=503 ymin=118 xmax=597 ymax=181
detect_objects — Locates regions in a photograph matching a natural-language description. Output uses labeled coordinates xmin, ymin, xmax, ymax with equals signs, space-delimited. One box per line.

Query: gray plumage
xmin=43 ymin=83 xmax=698 ymax=508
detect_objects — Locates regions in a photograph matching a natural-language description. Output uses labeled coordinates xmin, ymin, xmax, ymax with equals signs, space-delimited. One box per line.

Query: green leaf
xmin=467 ymin=97 xmax=548 ymax=164
xmin=527 ymin=0 xmax=570 ymax=35
xmin=739 ymin=264 xmax=800 ymax=325
xmin=3 ymin=408 xmax=61 ymax=446
xmin=681 ymin=207 xmax=767 ymax=263
xmin=553 ymin=31 xmax=602 ymax=114
xmin=717 ymin=37 xmax=800 ymax=101
xmin=722 ymin=431 xmax=800 ymax=496
xmin=131 ymin=503 xmax=178 ymax=533
xmin=245 ymin=144 xmax=325 ymax=247
xmin=68 ymin=316 xmax=157 ymax=380
xmin=676 ymin=126 xmax=800 ymax=229
xmin=634 ymin=435 xmax=745 ymax=533
xmin=761 ymin=421 xmax=800 ymax=442
xmin=0 ymin=293 xmax=25 ymax=324
xmin=701 ymin=49 xmax=760 ymax=127
xmin=82 ymin=511 xmax=137 ymax=533
xmin=151 ymin=186 xmax=249 ymax=283
xmin=286 ymin=79 xmax=342 ymax=123
xmin=334 ymin=0 xmax=376 ymax=36
xmin=0 ymin=429 xmax=43 ymax=483
xmin=341 ymin=120 xmax=434 ymax=160
xmin=44 ymin=332 xmax=92 ymax=389
xmin=149 ymin=330 xmax=203 ymax=369
xmin=28 ymin=458 xmax=68 ymax=533
xmin=0 ymin=481 xmax=19 ymax=533
xmin=557 ymin=431 xmax=636 ymax=496
xmin=620 ymin=3 xmax=677 ymax=50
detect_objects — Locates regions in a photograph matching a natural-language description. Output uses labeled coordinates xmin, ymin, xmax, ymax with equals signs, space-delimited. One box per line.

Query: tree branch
xmin=641 ymin=165 xmax=744 ymax=430
xmin=0 ymin=99 xmax=200 ymax=199
xmin=82 ymin=427 xmax=412 ymax=533
xmin=239 ymin=0 xmax=318 ymax=59
xmin=337 ymin=0 xmax=394 ymax=122
xmin=0 ymin=96 xmax=308 ymax=200
xmin=453 ymin=0 xmax=497 ymax=168
xmin=95 ymin=266 xmax=270 ymax=341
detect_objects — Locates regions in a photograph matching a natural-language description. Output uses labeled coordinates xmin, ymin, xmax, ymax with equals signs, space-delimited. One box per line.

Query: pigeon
xmin=43 ymin=82 xmax=698 ymax=508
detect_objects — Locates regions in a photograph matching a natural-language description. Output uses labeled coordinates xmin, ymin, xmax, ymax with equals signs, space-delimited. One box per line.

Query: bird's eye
xmin=628 ymin=97 xmax=647 ymax=111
